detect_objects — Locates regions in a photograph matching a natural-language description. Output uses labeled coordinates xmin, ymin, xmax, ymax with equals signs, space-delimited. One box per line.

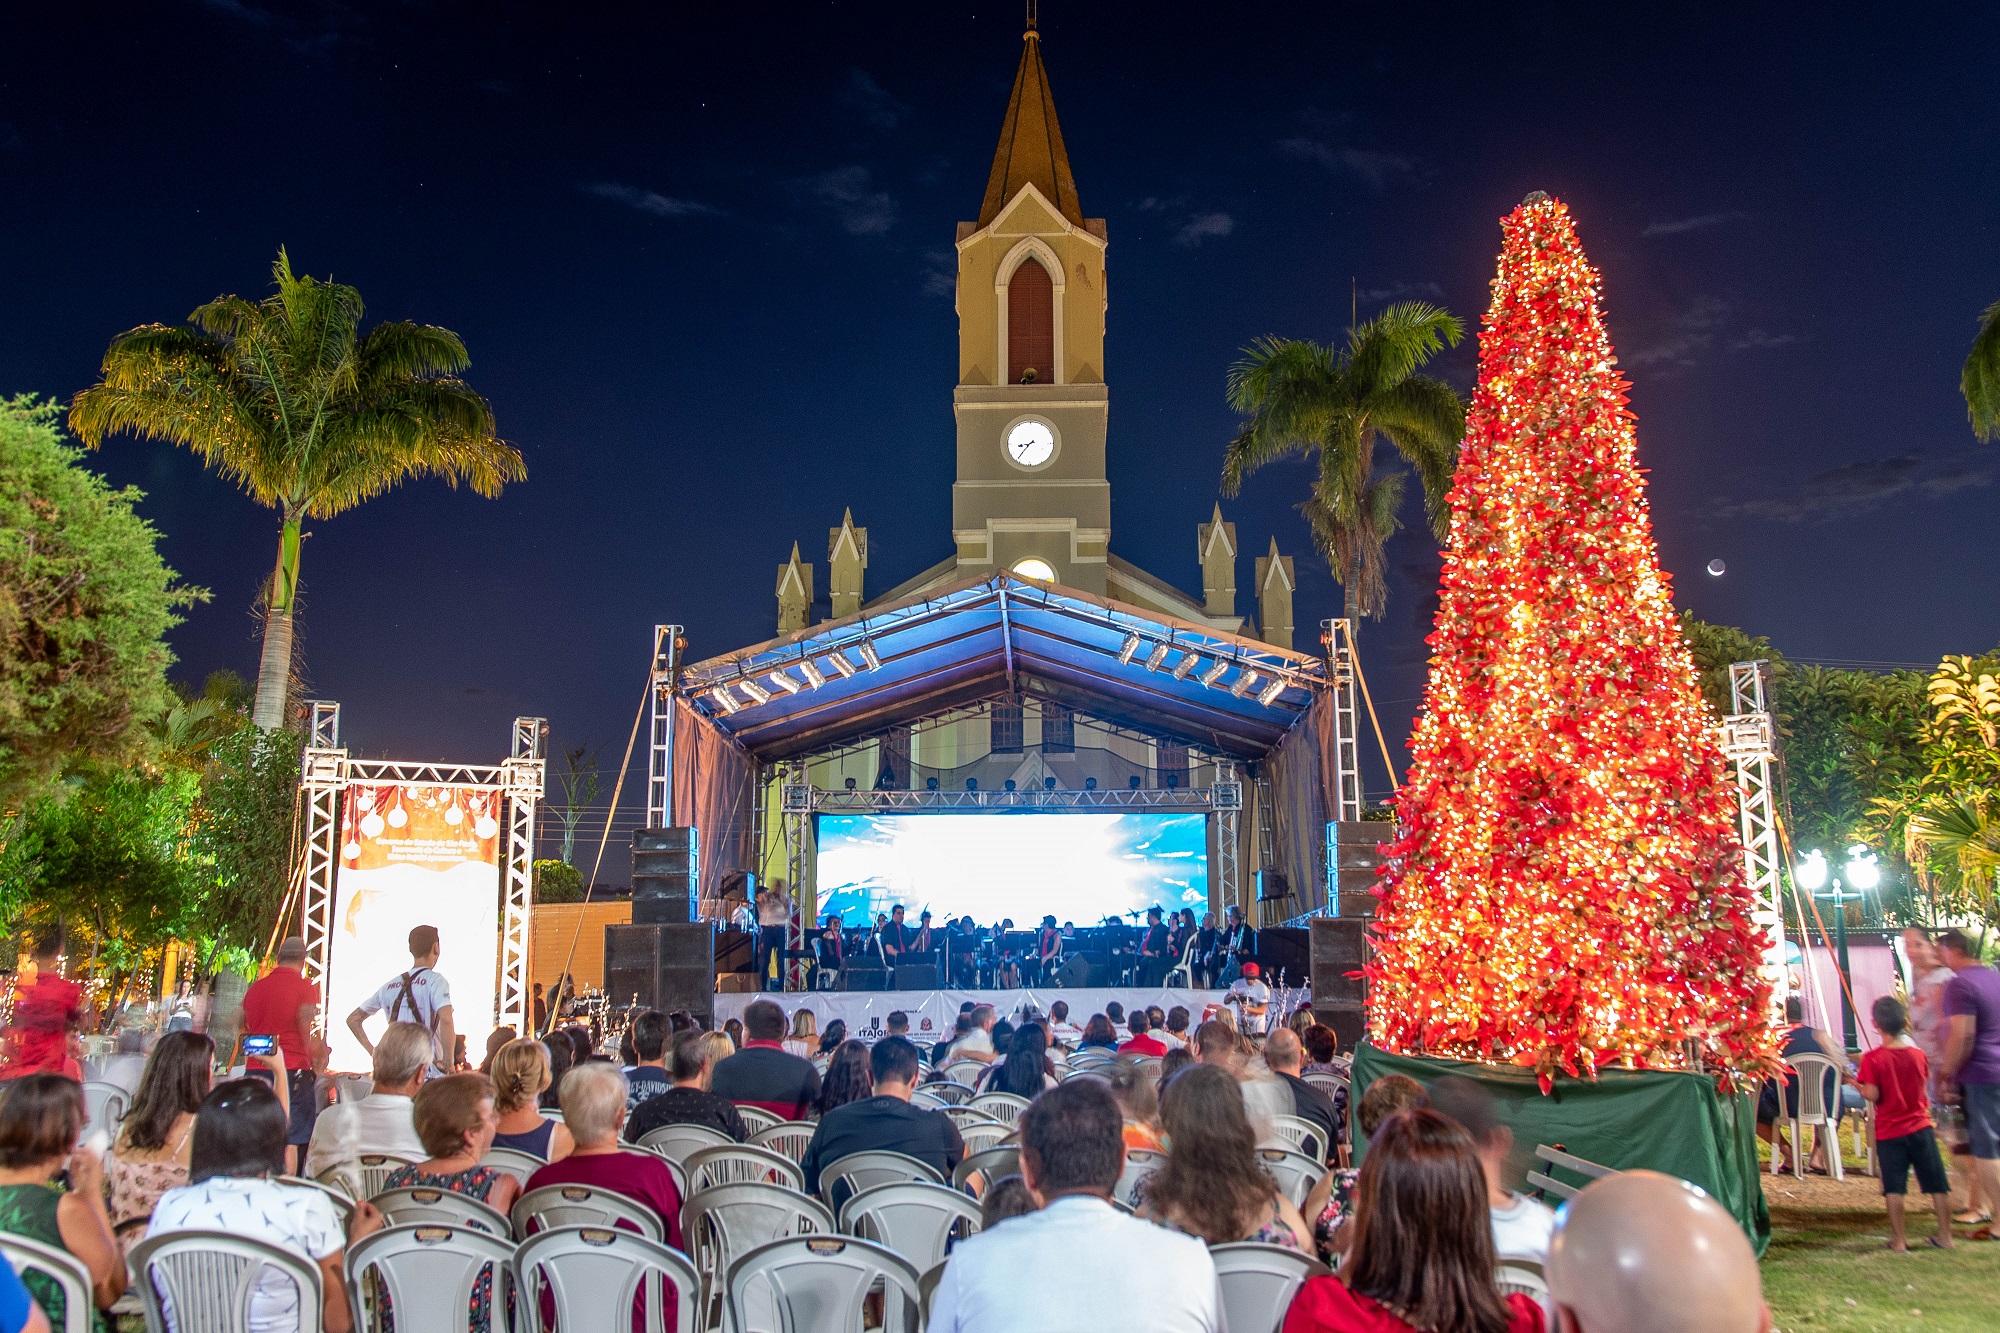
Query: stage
xmin=714 ymin=986 xmax=1229 ymax=1045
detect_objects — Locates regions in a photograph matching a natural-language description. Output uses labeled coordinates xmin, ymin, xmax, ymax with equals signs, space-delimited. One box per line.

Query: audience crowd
xmin=12 ymin=923 xmax=1988 ymax=1333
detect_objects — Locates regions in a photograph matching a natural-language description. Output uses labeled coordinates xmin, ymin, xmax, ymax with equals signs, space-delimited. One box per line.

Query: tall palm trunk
xmin=252 ymin=513 xmax=302 ymax=730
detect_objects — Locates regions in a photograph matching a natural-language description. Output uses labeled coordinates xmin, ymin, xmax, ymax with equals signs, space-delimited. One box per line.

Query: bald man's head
xmin=1547 ymin=1171 xmax=1769 ymax=1333
xmin=1263 ymin=1028 xmax=1302 ymax=1073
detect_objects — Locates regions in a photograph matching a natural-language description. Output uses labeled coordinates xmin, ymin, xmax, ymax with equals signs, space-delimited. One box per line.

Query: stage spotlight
xmin=1171 ymin=652 xmax=1199 ymax=681
xmin=1230 ymin=670 xmax=1259 ymax=699
xmin=767 ymin=670 xmax=803 ymax=695
xmin=1129 ymin=775 xmax=1142 ymax=789
xmin=1199 ymin=658 xmax=1230 ymax=688
xmin=859 ymin=639 xmax=883 ymax=672
xmin=1165 ymin=773 xmax=1179 ymax=789
xmin=1258 ymin=676 xmax=1287 ymax=706
xmin=1044 ymin=777 xmax=1057 ymax=790
xmin=799 ymin=658 xmax=826 ymax=689
xmin=1004 ymin=779 xmax=1017 ymax=791
xmin=828 ymin=651 xmax=858 ymax=679
xmin=1117 ymin=632 xmax=1142 ymax=665
xmin=1144 ymin=641 xmax=1170 ymax=672
xmin=708 ymin=686 xmax=741 ymax=714
xmin=926 ymin=777 xmax=940 ymax=790
xmin=738 ymin=677 xmax=772 ymax=705
xmin=1084 ymin=776 xmax=1098 ymax=790
xmin=844 ymin=777 xmax=857 ymax=790
xmin=966 ymin=778 xmax=979 ymax=791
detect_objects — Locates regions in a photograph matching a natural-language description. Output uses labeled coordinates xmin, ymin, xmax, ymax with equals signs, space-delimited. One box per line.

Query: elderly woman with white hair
xmin=521 ymin=1061 xmax=684 ymax=1249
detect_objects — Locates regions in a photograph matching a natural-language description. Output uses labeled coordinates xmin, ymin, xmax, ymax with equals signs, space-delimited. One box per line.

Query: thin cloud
xmin=1358 ymin=280 xmax=1446 ymax=303
xmin=1730 ymin=328 xmax=1799 ymax=352
xmin=795 ymin=166 xmax=898 ymax=236
xmin=1620 ymin=296 xmax=1733 ymax=368
xmin=840 ymin=70 xmax=910 ymax=132
xmin=1173 ymin=212 xmax=1234 ymax=247
xmin=922 ymin=249 xmax=957 ymax=299
xmin=1280 ymin=139 xmax=1420 ymax=189
xmin=586 ymin=182 xmax=721 ymax=219
xmin=1712 ymin=449 xmax=2000 ymax=522
xmin=1642 ymin=211 xmax=1747 ymax=238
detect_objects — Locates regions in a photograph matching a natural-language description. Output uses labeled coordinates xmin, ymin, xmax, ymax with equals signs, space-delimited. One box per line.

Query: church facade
xmin=776 ymin=21 xmax=1297 ymax=652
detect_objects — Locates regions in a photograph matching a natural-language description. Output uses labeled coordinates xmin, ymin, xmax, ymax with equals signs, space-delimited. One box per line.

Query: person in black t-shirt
xmin=802 ymin=1036 xmax=963 ymax=1207
xmin=627 ymin=1029 xmax=749 ymax=1144
xmin=622 ymin=1009 xmax=674 ymax=1113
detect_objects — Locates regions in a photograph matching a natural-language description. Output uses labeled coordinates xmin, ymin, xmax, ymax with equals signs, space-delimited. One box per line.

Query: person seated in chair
xmin=627 ymin=1030 xmax=749 ymax=1144
xmin=523 ymin=1062 xmax=683 ymax=1248
xmin=1546 ymin=1170 xmax=1771 ymax=1332
xmin=800 ymin=1037 xmax=963 ymax=1208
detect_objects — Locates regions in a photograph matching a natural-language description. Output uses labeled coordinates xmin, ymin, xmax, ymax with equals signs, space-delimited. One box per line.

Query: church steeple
xmin=976 ymin=13 xmax=1084 ymax=229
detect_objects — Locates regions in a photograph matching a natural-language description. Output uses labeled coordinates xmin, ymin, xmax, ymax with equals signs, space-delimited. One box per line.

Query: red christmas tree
xmin=1368 ymin=194 xmax=1773 ymax=1084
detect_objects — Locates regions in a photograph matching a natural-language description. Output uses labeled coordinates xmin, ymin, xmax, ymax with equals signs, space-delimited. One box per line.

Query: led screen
xmin=814 ymin=812 xmax=1208 ymax=927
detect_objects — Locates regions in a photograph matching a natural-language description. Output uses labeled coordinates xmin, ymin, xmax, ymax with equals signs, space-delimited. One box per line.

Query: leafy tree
xmin=1221 ymin=304 xmax=1465 ymax=633
xmin=1964 ymin=298 xmax=2000 ymax=441
xmin=69 ymin=249 xmax=525 ymax=730
xmin=188 ymin=725 xmax=305 ymax=956
xmin=533 ymin=858 xmax=584 ymax=904
xmin=0 ymin=397 xmax=201 ymax=817
xmin=552 ymin=745 xmax=600 ymax=866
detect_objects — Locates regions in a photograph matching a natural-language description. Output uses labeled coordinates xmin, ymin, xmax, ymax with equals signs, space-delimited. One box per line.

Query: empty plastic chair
xmin=1210 ymin=1242 xmax=1331 ymax=1333
xmin=1786 ymin=1051 xmax=1847 ymax=1182
xmin=683 ymin=1143 xmax=807 ymax=1194
xmin=80 ymin=1082 xmax=128 ymax=1146
xmin=512 ymin=1225 xmax=699 ymax=1333
xmin=371 ymin=1185 xmax=512 ymax=1236
xmin=346 ymin=1223 xmax=515 ymax=1333
xmin=680 ymin=1182 xmax=835 ymax=1325
xmin=838 ymin=1181 xmax=983 ymax=1269
xmin=512 ymin=1182 xmax=666 ymax=1243
xmin=130 ymin=1230 xmax=325 ymax=1333
xmin=818 ymin=1151 xmax=946 ymax=1210
xmin=750 ymin=1121 xmax=818 ymax=1165
xmin=951 ymin=1146 xmax=1023 ymax=1197
xmin=726 ymin=1234 xmax=922 ymax=1333
xmin=1255 ymin=1148 xmax=1324 ymax=1207
xmin=0 ymin=1234 xmax=92 ymax=1333
xmin=968 ymin=1092 xmax=1030 ymax=1127
xmin=638 ymin=1121 xmax=737 ymax=1164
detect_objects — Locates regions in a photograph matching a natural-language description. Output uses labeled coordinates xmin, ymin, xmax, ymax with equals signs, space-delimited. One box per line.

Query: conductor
xmin=346 ymin=924 xmax=457 ymax=1076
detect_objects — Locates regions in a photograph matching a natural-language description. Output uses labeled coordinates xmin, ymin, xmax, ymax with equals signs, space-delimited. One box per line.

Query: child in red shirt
xmin=1850 ymin=994 xmax=1955 ymax=1251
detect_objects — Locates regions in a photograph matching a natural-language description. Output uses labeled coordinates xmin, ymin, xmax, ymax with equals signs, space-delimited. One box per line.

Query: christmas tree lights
xmin=1367 ymin=194 xmax=1774 ymax=1084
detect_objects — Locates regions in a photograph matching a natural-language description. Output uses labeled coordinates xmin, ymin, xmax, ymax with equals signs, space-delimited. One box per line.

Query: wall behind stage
xmin=530 ymin=901 xmax=632 ymax=1000
xmin=327 ymin=783 xmax=501 ymax=1072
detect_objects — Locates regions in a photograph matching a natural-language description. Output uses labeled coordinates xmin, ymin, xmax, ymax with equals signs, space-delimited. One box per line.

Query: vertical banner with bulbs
xmin=327 ymin=783 xmax=504 ymax=1072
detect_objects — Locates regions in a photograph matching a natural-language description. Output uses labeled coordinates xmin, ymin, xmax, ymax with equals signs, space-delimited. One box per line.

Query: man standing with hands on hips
xmin=346 ymin=924 xmax=457 ymax=1076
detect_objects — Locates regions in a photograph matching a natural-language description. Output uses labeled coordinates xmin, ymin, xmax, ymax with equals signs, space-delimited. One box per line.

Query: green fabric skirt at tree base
xmin=1349 ymin=1041 xmax=1771 ymax=1256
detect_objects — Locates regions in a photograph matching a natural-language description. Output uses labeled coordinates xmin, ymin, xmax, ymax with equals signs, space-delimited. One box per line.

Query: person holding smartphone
xmin=240 ymin=937 xmax=323 ymax=1173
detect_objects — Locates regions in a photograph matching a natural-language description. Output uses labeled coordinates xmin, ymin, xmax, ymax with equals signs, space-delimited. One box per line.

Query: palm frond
xmin=1964 ymin=297 xmax=2000 ymax=443
xmin=1346 ymin=302 xmax=1464 ymax=395
xmin=1367 ymin=374 xmax=1465 ymax=537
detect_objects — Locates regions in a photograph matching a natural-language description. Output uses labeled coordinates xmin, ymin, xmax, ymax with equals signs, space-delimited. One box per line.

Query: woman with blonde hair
xmin=784 ymin=1009 xmax=817 ymax=1059
xmin=487 ymin=1039 xmax=574 ymax=1162
xmin=699 ymin=1030 xmax=736 ymax=1066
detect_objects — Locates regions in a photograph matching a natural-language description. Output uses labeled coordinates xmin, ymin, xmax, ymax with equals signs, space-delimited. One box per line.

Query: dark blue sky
xmin=5 ymin=2 xmax=1998 ymax=801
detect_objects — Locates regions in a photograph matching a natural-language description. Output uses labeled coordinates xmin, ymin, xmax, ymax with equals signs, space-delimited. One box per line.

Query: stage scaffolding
xmin=1720 ymin=660 xmax=1788 ymax=1014
xmin=295 ymin=703 xmax=546 ymax=1034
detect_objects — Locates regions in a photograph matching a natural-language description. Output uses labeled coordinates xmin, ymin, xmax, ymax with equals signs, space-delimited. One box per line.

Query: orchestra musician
xmin=1217 ymin=903 xmax=1256 ymax=986
xmin=910 ymin=910 xmax=934 ymax=955
xmin=1137 ymin=906 xmax=1171 ymax=987
xmin=948 ymin=916 xmax=980 ymax=987
xmin=879 ymin=904 xmax=913 ymax=964
xmin=1194 ymin=911 xmax=1220 ymax=988
xmin=1035 ymin=915 xmax=1063 ymax=986
xmin=813 ymin=913 xmax=845 ymax=990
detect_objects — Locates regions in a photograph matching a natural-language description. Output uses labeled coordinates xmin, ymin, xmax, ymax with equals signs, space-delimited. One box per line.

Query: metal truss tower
xmin=1719 ymin=660 xmax=1787 ymax=1015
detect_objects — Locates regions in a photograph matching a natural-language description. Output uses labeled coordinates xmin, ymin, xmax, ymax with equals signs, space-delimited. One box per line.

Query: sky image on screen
xmin=814 ymin=811 xmax=1208 ymax=926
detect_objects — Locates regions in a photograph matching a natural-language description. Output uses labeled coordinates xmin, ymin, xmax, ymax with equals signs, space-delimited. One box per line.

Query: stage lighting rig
xmin=1117 ymin=632 xmax=1142 ymax=665
xmin=859 ymin=639 xmax=883 ymax=672
xmin=1230 ymin=670 xmax=1259 ymax=699
xmin=738 ymin=677 xmax=772 ymax=705
xmin=1257 ymin=677 xmax=1287 ymax=706
xmin=1171 ymin=652 xmax=1199 ymax=681
xmin=827 ymin=651 xmax=858 ymax=679
xmin=1199 ymin=658 xmax=1231 ymax=688
xmin=708 ymin=686 xmax=741 ymax=714
xmin=1144 ymin=641 xmax=1170 ymax=672
xmin=767 ymin=670 xmax=802 ymax=695
xmin=799 ymin=658 xmax=826 ymax=689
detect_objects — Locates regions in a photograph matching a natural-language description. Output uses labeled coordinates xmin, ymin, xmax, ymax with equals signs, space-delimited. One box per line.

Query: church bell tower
xmin=950 ymin=12 xmax=1110 ymax=594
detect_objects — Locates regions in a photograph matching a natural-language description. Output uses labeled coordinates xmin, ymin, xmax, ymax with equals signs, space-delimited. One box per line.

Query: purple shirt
xmin=1943 ymin=963 xmax=2000 ymax=1086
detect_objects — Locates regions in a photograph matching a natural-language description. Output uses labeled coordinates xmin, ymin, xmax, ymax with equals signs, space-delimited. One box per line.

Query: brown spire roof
xmin=977 ymin=29 xmax=1085 ymax=229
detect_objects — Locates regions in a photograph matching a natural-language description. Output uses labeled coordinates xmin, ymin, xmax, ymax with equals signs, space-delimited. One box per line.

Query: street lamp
xmin=1794 ymin=845 xmax=1878 ymax=1051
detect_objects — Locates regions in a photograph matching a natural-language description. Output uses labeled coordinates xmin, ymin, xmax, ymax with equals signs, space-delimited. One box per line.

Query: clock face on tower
xmin=1004 ymin=419 xmax=1056 ymax=469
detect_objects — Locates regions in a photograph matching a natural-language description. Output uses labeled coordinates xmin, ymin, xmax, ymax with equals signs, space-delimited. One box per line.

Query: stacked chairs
xmin=838 ymin=1181 xmax=982 ymax=1270
xmin=683 ymin=1143 xmax=807 ymax=1194
xmin=968 ymin=1091 xmax=1030 ymax=1128
xmin=513 ymin=1182 xmax=665 ymax=1242
xmin=681 ymin=1181 xmax=834 ymax=1328
xmin=750 ymin=1120 xmax=819 ymax=1165
xmin=1269 ymin=1114 xmax=1329 ymax=1165
xmin=1210 ymin=1242 xmax=1331 ymax=1333
xmin=726 ymin=1235 xmax=922 ymax=1333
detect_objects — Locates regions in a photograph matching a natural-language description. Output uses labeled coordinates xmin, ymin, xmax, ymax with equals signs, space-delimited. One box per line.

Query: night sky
xmin=6 ymin=3 xmax=1999 ymax=809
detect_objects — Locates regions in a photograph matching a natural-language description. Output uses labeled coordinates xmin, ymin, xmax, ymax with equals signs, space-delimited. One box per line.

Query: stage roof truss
xmin=677 ymin=572 xmax=1328 ymax=761
xmin=795 ymin=784 xmax=1235 ymax=813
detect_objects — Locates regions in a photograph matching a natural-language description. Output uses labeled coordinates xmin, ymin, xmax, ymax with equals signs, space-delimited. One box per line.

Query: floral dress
xmin=379 ymin=1164 xmax=507 ymax=1332
xmin=0 ymin=1182 xmax=102 ymax=1332
xmin=106 ymin=1119 xmax=194 ymax=1260
xmin=1311 ymin=1166 xmax=1360 ymax=1265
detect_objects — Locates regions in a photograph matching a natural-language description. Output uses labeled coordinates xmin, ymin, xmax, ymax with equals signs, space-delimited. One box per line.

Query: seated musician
xmin=1138 ymin=906 xmax=1171 ymax=987
xmin=911 ymin=911 xmax=934 ymax=956
xmin=948 ymin=916 xmax=980 ymax=988
xmin=813 ymin=914 xmax=845 ymax=988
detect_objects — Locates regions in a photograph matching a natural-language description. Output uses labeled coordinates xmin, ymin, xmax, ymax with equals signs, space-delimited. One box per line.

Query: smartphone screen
xmin=243 ymin=1034 xmax=277 ymax=1057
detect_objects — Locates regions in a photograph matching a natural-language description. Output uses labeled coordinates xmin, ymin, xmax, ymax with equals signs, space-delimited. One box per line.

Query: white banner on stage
xmin=714 ymin=987 xmax=1227 ymax=1046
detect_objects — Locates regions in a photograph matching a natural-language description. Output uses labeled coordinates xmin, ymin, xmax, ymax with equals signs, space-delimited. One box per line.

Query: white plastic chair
xmin=684 ymin=1143 xmax=807 ymax=1193
xmin=1210 ymin=1242 xmax=1331 ymax=1333
xmin=1302 ymin=1072 xmax=1347 ymax=1100
xmin=1496 ymin=1255 xmax=1550 ymax=1306
xmin=920 ymin=1080 xmax=973 ymax=1106
xmin=349 ymin=1152 xmax=417 ymax=1200
xmin=81 ymin=1081 xmax=129 ymax=1144
xmin=940 ymin=1105 xmax=1002 ymax=1132
xmin=512 ymin=1225 xmax=699 ymax=1333
xmin=941 ymin=1061 xmax=985 ymax=1088
xmin=838 ymin=1181 xmax=983 ymax=1269
xmin=968 ymin=1091 xmax=1030 ymax=1127
xmin=346 ymin=1222 xmax=515 ymax=1333
xmin=513 ymin=1182 xmax=666 ymax=1242
xmin=908 ymin=1090 xmax=947 ymax=1111
xmin=638 ymin=1121 xmax=737 ymax=1163
xmin=1256 ymin=1147 xmax=1325 ymax=1206
xmin=1787 ymin=1052 xmax=1846 ymax=1181
xmin=371 ymin=1184 xmax=512 ymax=1236
xmin=0 ymin=1234 xmax=91 ymax=1333
xmin=1270 ymin=1114 xmax=1328 ymax=1164
xmin=751 ymin=1121 xmax=818 ymax=1165
xmin=737 ymin=1106 xmax=784 ymax=1135
xmin=818 ymin=1150 xmax=946 ymax=1209
xmin=680 ymin=1182 xmax=835 ymax=1327
xmin=725 ymin=1234 xmax=922 ymax=1333
xmin=1114 ymin=1147 xmax=1165 ymax=1207
xmin=275 ymin=1176 xmax=358 ymax=1228
xmin=130 ymin=1229 xmax=325 ymax=1333
xmin=479 ymin=1146 xmax=547 ymax=1187
xmin=959 ymin=1122 xmax=1014 ymax=1155
xmin=951 ymin=1146 xmax=1022 ymax=1197
xmin=629 ymin=1145 xmax=692 ymax=1202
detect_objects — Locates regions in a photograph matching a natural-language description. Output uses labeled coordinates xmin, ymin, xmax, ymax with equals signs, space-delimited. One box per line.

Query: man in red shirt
xmin=1118 ymin=1008 xmax=1169 ymax=1058
xmin=1851 ymin=994 xmax=1955 ymax=1251
xmin=240 ymin=936 xmax=323 ymax=1172
xmin=1 ymin=932 xmax=82 ymax=1081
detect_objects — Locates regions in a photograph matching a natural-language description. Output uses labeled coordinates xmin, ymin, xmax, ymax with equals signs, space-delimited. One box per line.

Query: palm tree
xmin=1222 ymin=303 xmax=1465 ymax=634
xmin=1965 ymin=298 xmax=2000 ymax=442
xmin=70 ymin=249 xmax=524 ymax=729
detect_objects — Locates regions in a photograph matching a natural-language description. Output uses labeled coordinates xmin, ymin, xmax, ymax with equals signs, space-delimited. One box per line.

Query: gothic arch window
xmin=1008 ymin=257 xmax=1055 ymax=385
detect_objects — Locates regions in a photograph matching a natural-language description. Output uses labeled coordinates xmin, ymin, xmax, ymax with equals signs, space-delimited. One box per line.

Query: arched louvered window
xmin=1008 ymin=257 xmax=1055 ymax=385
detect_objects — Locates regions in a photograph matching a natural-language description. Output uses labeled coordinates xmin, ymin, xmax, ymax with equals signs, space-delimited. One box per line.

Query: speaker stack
xmin=608 ymin=828 xmax=714 ymax=1025
xmin=1309 ymin=820 xmax=1393 ymax=1050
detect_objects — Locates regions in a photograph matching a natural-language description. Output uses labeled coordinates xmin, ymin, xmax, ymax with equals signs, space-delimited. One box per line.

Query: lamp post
xmin=1794 ymin=846 xmax=1878 ymax=1052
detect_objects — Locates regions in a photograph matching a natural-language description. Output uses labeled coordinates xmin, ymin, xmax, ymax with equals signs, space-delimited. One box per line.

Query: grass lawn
xmin=1760 ymin=1169 xmax=1999 ymax=1331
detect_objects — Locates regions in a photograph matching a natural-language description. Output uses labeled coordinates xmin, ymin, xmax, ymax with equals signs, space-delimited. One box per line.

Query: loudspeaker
xmin=1333 ymin=821 xmax=1394 ymax=917
xmin=605 ymin=922 xmax=715 ymax=1026
xmin=842 ymin=965 xmax=888 ymax=992
xmin=632 ymin=828 xmax=697 ymax=924
xmin=1310 ymin=917 xmax=1369 ymax=1051
xmin=1056 ymin=956 xmax=1094 ymax=989
xmin=894 ymin=963 xmax=938 ymax=991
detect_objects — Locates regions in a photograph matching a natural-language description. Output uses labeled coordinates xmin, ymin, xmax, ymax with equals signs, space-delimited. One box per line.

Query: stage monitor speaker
xmin=605 ymin=922 xmax=714 ymax=1027
xmin=893 ymin=963 xmax=938 ymax=991
xmin=1056 ymin=956 xmax=1094 ymax=989
xmin=1310 ymin=917 xmax=1368 ymax=1051
xmin=631 ymin=827 xmax=697 ymax=924
xmin=842 ymin=965 xmax=888 ymax=992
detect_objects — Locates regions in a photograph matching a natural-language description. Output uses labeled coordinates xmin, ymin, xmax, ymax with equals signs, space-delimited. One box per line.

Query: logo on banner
xmin=920 ymin=1018 xmax=934 ymax=1032
xmin=859 ymin=1016 xmax=884 ymax=1038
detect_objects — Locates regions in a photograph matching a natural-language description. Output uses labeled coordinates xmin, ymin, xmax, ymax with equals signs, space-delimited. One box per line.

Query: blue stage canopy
xmin=678 ymin=572 xmax=1329 ymax=762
